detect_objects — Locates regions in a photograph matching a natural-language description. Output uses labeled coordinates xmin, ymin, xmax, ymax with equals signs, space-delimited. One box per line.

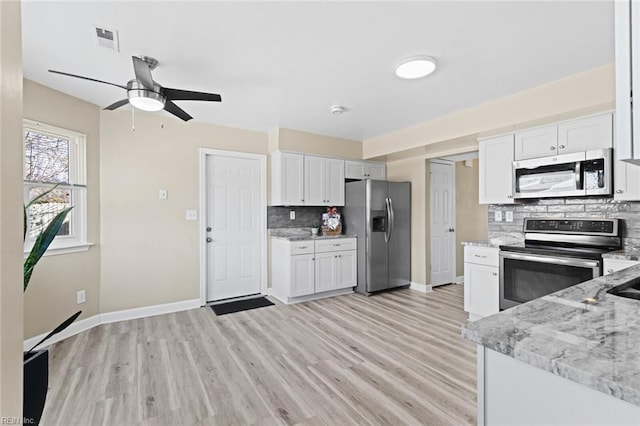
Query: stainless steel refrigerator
xmin=343 ymin=180 xmax=411 ymax=295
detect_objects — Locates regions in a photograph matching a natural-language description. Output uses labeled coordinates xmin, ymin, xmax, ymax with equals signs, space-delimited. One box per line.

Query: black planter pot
xmin=24 ymin=350 xmax=48 ymax=425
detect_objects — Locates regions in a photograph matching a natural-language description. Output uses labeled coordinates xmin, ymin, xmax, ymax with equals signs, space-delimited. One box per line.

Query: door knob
xmin=206 ymin=237 xmax=213 ymax=243
xmin=559 ymin=145 xmax=566 ymax=149
xmin=616 ymin=189 xmax=623 ymax=194
xmin=550 ymin=146 xmax=556 ymax=150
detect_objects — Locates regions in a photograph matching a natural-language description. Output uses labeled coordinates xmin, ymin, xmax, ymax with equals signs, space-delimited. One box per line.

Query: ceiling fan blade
xmin=132 ymin=56 xmax=155 ymax=89
xmin=163 ymin=88 xmax=222 ymax=102
xmin=103 ymin=99 xmax=130 ymax=110
xmin=164 ymin=100 xmax=193 ymax=121
xmin=48 ymin=70 xmax=127 ymax=90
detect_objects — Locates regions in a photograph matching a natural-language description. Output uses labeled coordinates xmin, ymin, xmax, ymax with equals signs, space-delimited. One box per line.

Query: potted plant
xmin=311 ymin=222 xmax=321 ymax=236
xmin=23 ymin=186 xmax=81 ymax=425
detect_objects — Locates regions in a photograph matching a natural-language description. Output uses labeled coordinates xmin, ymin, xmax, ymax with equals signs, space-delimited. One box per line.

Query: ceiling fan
xmin=49 ymin=56 xmax=222 ymax=121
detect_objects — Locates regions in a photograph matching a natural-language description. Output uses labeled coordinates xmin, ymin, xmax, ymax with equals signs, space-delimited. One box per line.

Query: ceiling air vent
xmin=92 ymin=25 xmax=119 ymax=51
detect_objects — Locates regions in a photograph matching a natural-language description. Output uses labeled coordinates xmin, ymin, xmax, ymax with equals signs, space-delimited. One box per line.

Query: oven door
xmin=499 ymin=252 xmax=601 ymax=310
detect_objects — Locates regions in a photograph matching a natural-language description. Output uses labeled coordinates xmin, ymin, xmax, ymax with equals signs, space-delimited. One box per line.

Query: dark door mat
xmin=210 ymin=296 xmax=275 ymax=316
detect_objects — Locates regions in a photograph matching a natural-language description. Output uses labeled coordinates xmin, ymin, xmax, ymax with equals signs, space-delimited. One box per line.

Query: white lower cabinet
xmin=464 ymin=246 xmax=500 ymax=320
xmin=603 ymin=258 xmax=640 ymax=275
xmin=271 ymin=237 xmax=357 ymax=304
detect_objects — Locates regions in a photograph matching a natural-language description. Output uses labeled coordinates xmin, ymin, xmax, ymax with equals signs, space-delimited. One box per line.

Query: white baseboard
xmin=409 ymin=282 xmax=433 ymax=293
xmin=24 ymin=298 xmax=202 ymax=352
xmin=455 ymin=275 xmax=464 ymax=284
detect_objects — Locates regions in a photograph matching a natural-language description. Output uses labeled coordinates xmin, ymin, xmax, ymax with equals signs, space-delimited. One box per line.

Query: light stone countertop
xmin=462 ymin=264 xmax=640 ymax=407
xmin=269 ymin=228 xmax=356 ymax=241
xmin=602 ymin=249 xmax=640 ymax=261
xmin=461 ymin=238 xmax=522 ymax=248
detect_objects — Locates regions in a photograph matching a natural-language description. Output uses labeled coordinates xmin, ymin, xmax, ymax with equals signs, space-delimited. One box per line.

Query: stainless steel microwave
xmin=513 ymin=148 xmax=612 ymax=199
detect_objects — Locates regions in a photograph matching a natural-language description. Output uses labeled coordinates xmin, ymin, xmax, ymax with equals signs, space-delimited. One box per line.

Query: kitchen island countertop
xmin=603 ymin=249 xmax=640 ymax=261
xmin=462 ymin=263 xmax=640 ymax=407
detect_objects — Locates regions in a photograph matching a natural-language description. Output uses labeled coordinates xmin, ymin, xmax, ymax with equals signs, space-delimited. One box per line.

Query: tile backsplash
xmin=267 ymin=206 xmax=327 ymax=229
xmin=488 ymin=197 xmax=640 ymax=251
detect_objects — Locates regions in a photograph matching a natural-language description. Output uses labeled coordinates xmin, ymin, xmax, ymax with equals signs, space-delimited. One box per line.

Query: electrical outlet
xmin=505 ymin=211 xmax=514 ymax=222
xmin=158 ymin=189 xmax=168 ymax=200
xmin=76 ymin=290 xmax=86 ymax=304
xmin=290 ymin=210 xmax=295 ymax=220
xmin=185 ymin=210 xmax=197 ymax=221
xmin=494 ymin=211 xmax=503 ymax=222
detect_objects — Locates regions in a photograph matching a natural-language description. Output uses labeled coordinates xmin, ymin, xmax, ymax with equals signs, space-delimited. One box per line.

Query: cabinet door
xmin=558 ymin=114 xmax=613 ymax=154
xmin=614 ymin=160 xmax=640 ymax=201
xmin=479 ymin=135 xmax=515 ymax=204
xmin=335 ymin=250 xmax=357 ymax=289
xmin=366 ymin=163 xmax=386 ymax=180
xmin=324 ymin=158 xmax=345 ymax=206
xmin=345 ymin=161 xmax=366 ymax=179
xmin=464 ymin=262 xmax=499 ymax=318
xmin=514 ymin=125 xmax=558 ymax=160
xmin=315 ymin=252 xmax=336 ymax=293
xmin=603 ymin=258 xmax=640 ymax=275
xmin=290 ymin=254 xmax=315 ymax=297
xmin=281 ymin=153 xmax=304 ymax=205
xmin=304 ymin=156 xmax=326 ymax=205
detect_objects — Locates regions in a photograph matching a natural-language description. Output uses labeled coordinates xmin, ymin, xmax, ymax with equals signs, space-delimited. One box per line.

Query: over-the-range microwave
xmin=513 ymin=148 xmax=612 ymax=199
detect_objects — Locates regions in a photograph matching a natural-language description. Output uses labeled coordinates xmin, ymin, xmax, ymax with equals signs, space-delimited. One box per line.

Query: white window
xmin=23 ymin=119 xmax=89 ymax=255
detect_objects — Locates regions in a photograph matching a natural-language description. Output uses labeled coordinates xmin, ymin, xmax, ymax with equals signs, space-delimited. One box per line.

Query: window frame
xmin=23 ymin=119 xmax=91 ymax=256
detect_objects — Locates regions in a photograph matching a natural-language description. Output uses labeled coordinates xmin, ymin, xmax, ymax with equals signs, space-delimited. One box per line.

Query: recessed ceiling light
xmin=395 ymin=56 xmax=437 ymax=80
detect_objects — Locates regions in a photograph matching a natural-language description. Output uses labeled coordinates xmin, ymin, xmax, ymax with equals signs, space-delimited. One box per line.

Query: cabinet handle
xmin=559 ymin=145 xmax=566 ymax=149
xmin=492 ymin=272 xmax=498 ymax=276
xmin=616 ymin=189 xmax=623 ymax=194
xmin=550 ymin=146 xmax=556 ymax=150
xmin=507 ymin=195 xmax=513 ymax=199
xmin=474 ymin=254 xmax=487 ymax=258
xmin=301 ymin=199 xmax=304 ymax=202
xmin=299 ymin=246 xmax=307 ymax=249
xmin=607 ymin=269 xmax=613 ymax=273
xmin=312 ymin=257 xmax=315 ymax=261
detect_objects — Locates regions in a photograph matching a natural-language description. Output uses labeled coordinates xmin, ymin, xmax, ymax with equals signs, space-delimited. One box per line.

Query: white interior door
xmin=206 ymin=154 xmax=263 ymax=301
xmin=430 ymin=161 xmax=456 ymax=287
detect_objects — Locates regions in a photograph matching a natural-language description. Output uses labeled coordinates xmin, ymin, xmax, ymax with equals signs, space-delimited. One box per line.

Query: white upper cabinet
xmin=514 ymin=125 xmax=557 ymax=160
xmin=514 ymin=114 xmax=613 ymax=161
xmin=271 ymin=152 xmax=304 ymax=205
xmin=345 ymin=160 xmax=386 ymax=180
xmin=558 ymin=114 xmax=613 ymax=153
xmin=614 ymin=159 xmax=640 ymax=201
xmin=304 ymin=155 xmax=345 ymax=206
xmin=479 ymin=134 xmax=515 ymax=204
xmin=615 ymin=0 xmax=640 ymax=163
xmin=271 ymin=152 xmax=345 ymax=206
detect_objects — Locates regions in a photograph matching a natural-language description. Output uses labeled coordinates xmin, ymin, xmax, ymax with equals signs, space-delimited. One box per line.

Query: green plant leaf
xmin=24 ymin=184 xmax=61 ymax=242
xmin=24 ymin=206 xmax=73 ymax=291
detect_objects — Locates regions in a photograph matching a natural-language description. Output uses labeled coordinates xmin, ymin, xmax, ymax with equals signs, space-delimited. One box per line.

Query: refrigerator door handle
xmin=388 ymin=197 xmax=395 ymax=242
xmin=384 ymin=197 xmax=390 ymax=243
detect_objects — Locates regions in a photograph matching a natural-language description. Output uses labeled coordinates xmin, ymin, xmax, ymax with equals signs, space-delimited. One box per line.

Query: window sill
xmin=23 ymin=242 xmax=94 ymax=258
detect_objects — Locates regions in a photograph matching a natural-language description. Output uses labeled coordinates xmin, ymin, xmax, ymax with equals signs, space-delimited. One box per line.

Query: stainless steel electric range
xmin=499 ymin=218 xmax=621 ymax=310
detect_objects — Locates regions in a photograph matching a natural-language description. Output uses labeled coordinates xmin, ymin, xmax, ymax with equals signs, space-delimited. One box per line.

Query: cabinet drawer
xmin=290 ymin=241 xmax=315 ymax=255
xmin=464 ymin=246 xmax=499 ymax=267
xmin=315 ymin=238 xmax=357 ymax=253
xmin=603 ymin=258 xmax=640 ymax=275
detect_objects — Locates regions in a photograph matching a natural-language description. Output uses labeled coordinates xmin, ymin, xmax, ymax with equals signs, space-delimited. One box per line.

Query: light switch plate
xmin=494 ymin=211 xmax=503 ymax=222
xmin=290 ymin=210 xmax=295 ymax=220
xmin=158 ymin=189 xmax=168 ymax=200
xmin=505 ymin=211 xmax=514 ymax=222
xmin=76 ymin=290 xmax=86 ymax=304
xmin=186 ymin=210 xmax=197 ymax=221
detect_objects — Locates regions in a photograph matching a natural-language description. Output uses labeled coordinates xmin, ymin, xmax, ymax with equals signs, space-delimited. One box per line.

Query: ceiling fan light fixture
xmin=395 ymin=56 xmax=437 ymax=79
xmin=128 ymin=90 xmax=166 ymax=112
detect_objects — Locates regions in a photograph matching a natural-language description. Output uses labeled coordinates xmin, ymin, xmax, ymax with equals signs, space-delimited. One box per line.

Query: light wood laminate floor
xmin=42 ymin=285 xmax=476 ymax=425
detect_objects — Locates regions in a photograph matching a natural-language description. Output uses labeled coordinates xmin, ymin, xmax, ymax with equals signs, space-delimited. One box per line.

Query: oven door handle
xmin=500 ymin=252 xmax=600 ymax=268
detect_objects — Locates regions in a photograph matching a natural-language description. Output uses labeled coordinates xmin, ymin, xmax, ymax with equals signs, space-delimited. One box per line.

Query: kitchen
xmin=6 ymin=1 xmax=640 ymax=424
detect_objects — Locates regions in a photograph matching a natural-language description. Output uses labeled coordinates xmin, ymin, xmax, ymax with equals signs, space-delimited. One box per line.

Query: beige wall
xmin=277 ymin=128 xmax=362 ymax=159
xmin=0 ymin=0 xmax=24 ymax=416
xmin=23 ymin=80 xmax=101 ymax=338
xmin=386 ymin=158 xmax=429 ymax=285
xmin=99 ymin=110 xmax=267 ymax=312
xmin=455 ymin=159 xmax=487 ymax=277
xmin=365 ymin=64 xmax=615 ymax=159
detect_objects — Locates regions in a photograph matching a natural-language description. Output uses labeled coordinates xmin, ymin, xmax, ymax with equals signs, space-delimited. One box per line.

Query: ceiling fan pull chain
xmin=131 ymin=105 xmax=135 ymax=131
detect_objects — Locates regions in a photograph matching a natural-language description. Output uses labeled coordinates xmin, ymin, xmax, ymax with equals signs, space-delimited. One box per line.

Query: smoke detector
xmin=330 ymin=105 xmax=346 ymax=115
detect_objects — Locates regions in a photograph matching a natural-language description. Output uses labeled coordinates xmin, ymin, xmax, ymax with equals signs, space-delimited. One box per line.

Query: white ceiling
xmin=22 ymin=1 xmax=614 ymax=142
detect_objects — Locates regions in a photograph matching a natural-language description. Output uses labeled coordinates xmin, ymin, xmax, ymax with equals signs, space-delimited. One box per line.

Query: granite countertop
xmin=462 ymin=264 xmax=640 ymax=406
xmin=269 ymin=228 xmax=356 ymax=241
xmin=603 ymin=249 xmax=640 ymax=261
xmin=461 ymin=238 xmax=522 ymax=248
